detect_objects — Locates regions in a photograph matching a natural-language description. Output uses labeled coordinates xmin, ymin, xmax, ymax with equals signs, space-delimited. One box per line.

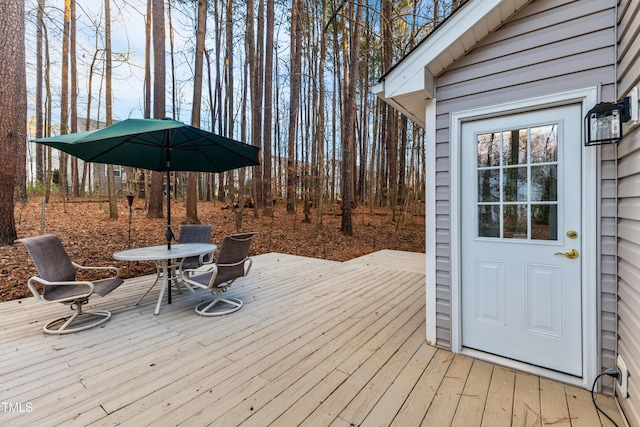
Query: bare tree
xmin=43 ymin=14 xmax=54 ymax=202
xmin=340 ymin=0 xmax=363 ymax=235
xmin=247 ymin=0 xmax=263 ymax=215
xmin=186 ymin=0 xmax=208 ymax=224
xmin=315 ymin=0 xmax=327 ymax=229
xmin=144 ymin=0 xmax=151 ymax=120
xmin=262 ymin=0 xmax=274 ymax=214
xmin=35 ymin=0 xmax=45 ymax=186
xmin=286 ymin=0 xmax=302 ymax=214
xmin=147 ymin=0 xmax=166 ymax=219
xmin=104 ymin=0 xmax=118 ymax=219
xmin=59 ymin=0 xmax=71 ymax=198
xmin=0 ymin=0 xmax=25 ymax=244
xmin=70 ymin=0 xmax=79 ymax=198
xmin=222 ymin=0 xmax=235 ymax=204
xmin=382 ymin=0 xmax=398 ymax=221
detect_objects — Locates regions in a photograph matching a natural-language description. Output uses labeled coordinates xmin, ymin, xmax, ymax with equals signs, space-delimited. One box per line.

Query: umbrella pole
xmin=165 ymin=182 xmax=175 ymax=250
xmin=165 ymin=141 xmax=174 ymax=304
xmin=165 ymin=133 xmax=175 ymax=250
xmin=165 ymin=169 xmax=174 ymax=249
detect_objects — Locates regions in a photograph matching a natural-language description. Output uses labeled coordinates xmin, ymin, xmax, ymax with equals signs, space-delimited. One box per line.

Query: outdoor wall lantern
xmin=584 ymin=97 xmax=632 ymax=146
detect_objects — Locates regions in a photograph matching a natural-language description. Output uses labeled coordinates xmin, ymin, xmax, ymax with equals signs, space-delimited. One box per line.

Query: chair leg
xmin=180 ymin=281 xmax=202 ymax=301
xmin=135 ymin=263 xmax=163 ymax=305
xmin=195 ymin=291 xmax=242 ymax=317
xmin=177 ymin=270 xmax=202 ymax=301
xmin=44 ymin=301 xmax=111 ymax=335
xmin=168 ymin=267 xmax=183 ymax=294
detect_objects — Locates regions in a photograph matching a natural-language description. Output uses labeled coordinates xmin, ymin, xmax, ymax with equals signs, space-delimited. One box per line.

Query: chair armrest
xmin=216 ymin=256 xmax=253 ymax=276
xmin=27 ymin=276 xmax=94 ymax=305
xmin=72 ymin=262 xmax=121 ymax=277
xmin=181 ymin=264 xmax=219 ymax=289
xmin=244 ymin=257 xmax=253 ymax=276
xmin=181 ymin=263 xmax=217 ymax=276
xmin=199 ymin=251 xmax=215 ymax=265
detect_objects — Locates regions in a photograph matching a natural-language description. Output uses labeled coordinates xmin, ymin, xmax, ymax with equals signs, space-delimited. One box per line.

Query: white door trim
xmin=450 ymin=87 xmax=599 ymax=388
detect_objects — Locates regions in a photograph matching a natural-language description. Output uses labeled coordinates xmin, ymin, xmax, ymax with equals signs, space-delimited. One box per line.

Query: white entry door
xmin=461 ymin=104 xmax=583 ymax=376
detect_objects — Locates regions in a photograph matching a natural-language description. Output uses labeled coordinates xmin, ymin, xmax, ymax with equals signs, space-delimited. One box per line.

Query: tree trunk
xmin=0 ymin=0 xmax=25 ymax=244
xmin=168 ymin=0 xmax=177 ymax=119
xmin=35 ymin=0 xmax=45 ymax=186
xmin=382 ymin=0 xmax=398 ymax=221
xmin=213 ymin=0 xmax=222 ymax=135
xmin=315 ymin=0 xmax=327 ymax=230
xmin=105 ymin=0 xmax=118 ymax=220
xmin=44 ymin=22 xmax=53 ymax=202
xmin=70 ymin=0 xmax=79 ymax=198
xmin=237 ymin=56 xmax=249 ymax=230
xmin=59 ymin=0 xmax=71 ymax=198
xmin=262 ymin=0 xmax=274 ymax=214
xmin=249 ymin=0 xmax=264 ymax=215
xmin=370 ymin=99 xmax=380 ymax=215
xmin=286 ymin=0 xmax=302 ymax=214
xmin=186 ymin=0 xmax=207 ymax=224
xmin=340 ymin=1 xmax=362 ymax=236
xmin=144 ymin=0 xmax=151 ymax=120
xmin=148 ymin=0 xmax=166 ymax=219
xmin=219 ymin=0 xmax=235 ymax=204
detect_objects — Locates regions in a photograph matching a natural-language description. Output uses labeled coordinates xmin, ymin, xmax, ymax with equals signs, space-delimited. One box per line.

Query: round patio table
xmin=114 ymin=243 xmax=217 ymax=315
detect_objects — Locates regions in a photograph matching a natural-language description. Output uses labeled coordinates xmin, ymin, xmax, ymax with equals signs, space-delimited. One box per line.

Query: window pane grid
xmin=477 ymin=124 xmax=559 ymax=241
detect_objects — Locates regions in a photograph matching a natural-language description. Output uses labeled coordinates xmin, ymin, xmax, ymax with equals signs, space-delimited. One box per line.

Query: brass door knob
xmin=554 ymin=248 xmax=579 ymax=259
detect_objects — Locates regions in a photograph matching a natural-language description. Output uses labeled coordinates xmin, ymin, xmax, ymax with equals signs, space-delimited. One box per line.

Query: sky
xmin=24 ymin=0 xmax=250 ymax=132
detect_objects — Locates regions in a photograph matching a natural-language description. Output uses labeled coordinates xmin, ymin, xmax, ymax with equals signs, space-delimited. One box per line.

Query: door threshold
xmin=461 ymin=347 xmax=586 ymax=388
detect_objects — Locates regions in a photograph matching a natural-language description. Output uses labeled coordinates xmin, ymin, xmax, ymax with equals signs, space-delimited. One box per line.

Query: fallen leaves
xmin=3 ymin=196 xmax=425 ymax=302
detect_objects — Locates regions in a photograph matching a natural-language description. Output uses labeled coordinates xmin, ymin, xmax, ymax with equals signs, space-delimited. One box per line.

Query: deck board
xmin=481 ymin=365 xmax=516 ymax=426
xmin=0 ymin=250 xmax=626 ymax=426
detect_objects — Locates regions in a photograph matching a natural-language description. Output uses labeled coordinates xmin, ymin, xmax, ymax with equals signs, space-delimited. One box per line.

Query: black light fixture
xmin=584 ymin=97 xmax=632 ymax=146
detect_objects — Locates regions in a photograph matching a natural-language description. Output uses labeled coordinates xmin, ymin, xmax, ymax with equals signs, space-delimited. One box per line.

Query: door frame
xmin=449 ymin=87 xmax=599 ymax=388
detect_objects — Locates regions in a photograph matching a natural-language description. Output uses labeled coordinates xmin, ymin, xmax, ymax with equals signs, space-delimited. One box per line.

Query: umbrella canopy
xmin=32 ymin=118 xmax=261 ymax=248
xmin=32 ymin=118 xmax=260 ymax=173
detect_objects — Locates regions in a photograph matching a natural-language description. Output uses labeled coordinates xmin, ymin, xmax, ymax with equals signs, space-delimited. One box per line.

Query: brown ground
xmin=1 ymin=196 xmax=425 ymax=302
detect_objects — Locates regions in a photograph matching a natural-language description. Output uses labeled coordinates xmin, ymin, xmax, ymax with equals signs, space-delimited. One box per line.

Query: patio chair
xmin=15 ymin=234 xmax=124 ymax=335
xmin=181 ymin=232 xmax=258 ymax=316
xmin=135 ymin=224 xmax=214 ymax=306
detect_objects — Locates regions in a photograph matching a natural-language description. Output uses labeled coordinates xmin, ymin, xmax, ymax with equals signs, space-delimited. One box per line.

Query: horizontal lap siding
xmin=616 ymin=0 xmax=640 ymax=423
xmin=432 ymin=0 xmax=617 ymax=382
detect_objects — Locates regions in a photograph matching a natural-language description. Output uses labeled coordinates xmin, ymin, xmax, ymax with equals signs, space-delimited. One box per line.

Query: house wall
xmin=616 ymin=0 xmax=640 ymax=424
xmin=431 ymin=0 xmax=618 ymax=378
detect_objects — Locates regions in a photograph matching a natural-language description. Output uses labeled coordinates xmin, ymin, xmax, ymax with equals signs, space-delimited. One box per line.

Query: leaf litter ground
xmin=1 ymin=196 xmax=425 ymax=302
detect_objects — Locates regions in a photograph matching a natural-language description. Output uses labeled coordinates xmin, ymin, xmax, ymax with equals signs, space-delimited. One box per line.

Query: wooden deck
xmin=0 ymin=250 xmax=627 ymax=426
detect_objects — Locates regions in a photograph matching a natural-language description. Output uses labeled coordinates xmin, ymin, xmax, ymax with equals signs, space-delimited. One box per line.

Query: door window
xmin=476 ymin=124 xmax=558 ymax=240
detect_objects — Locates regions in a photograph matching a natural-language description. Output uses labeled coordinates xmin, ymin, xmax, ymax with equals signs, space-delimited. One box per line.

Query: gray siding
xmin=616 ymin=0 xmax=640 ymax=423
xmin=431 ymin=0 xmax=618 ymax=384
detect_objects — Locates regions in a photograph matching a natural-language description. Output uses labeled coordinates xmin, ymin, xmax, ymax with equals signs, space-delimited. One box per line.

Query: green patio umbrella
xmin=32 ymin=118 xmax=260 ymax=248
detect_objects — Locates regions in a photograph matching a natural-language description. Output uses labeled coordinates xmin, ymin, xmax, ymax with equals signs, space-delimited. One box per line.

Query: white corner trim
xmin=425 ymin=98 xmax=437 ymax=346
xmin=449 ymin=87 xmax=599 ymax=388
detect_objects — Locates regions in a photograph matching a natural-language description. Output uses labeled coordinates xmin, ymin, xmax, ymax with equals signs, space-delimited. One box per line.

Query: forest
xmin=0 ymin=0 xmax=463 ymax=245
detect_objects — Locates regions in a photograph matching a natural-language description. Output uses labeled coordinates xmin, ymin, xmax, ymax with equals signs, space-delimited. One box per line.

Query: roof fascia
xmin=382 ymin=0 xmax=512 ymax=100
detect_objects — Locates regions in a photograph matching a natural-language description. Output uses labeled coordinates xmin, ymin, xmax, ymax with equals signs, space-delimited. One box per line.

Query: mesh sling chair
xmin=135 ymin=224 xmax=214 ymax=306
xmin=16 ymin=234 xmax=124 ymax=334
xmin=181 ymin=232 xmax=257 ymax=316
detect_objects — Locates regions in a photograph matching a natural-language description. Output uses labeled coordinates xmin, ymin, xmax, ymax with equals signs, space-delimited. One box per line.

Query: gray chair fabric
xmin=177 ymin=224 xmax=213 ymax=270
xmin=16 ymin=234 xmax=123 ymax=334
xmin=182 ymin=232 xmax=258 ymax=316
